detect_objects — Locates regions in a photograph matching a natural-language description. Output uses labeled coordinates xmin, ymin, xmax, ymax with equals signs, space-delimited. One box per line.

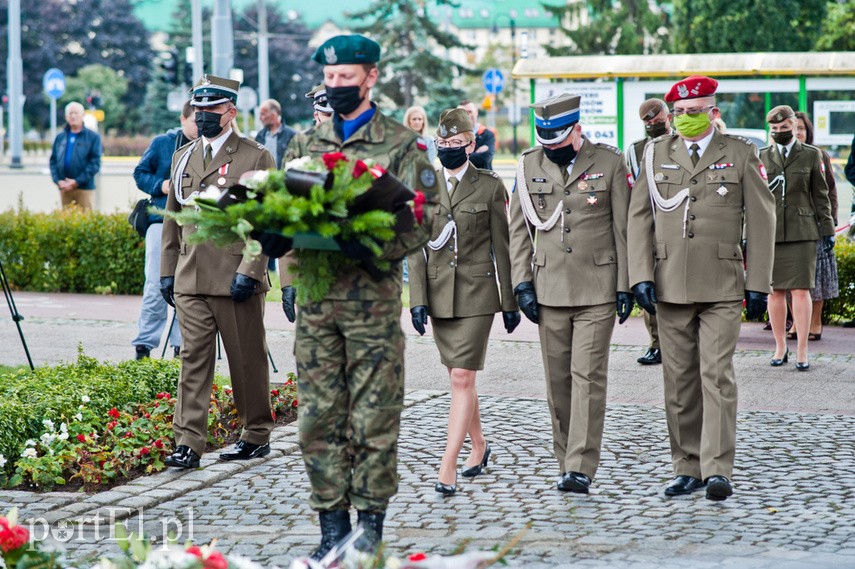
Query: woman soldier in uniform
xmin=407 ymin=108 xmax=520 ymax=496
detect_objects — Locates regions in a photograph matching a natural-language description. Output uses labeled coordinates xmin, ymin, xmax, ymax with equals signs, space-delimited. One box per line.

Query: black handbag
xmin=128 ymin=198 xmax=152 ymax=239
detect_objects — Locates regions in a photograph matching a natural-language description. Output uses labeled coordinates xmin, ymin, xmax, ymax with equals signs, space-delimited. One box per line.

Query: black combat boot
xmin=310 ymin=510 xmax=352 ymax=561
xmin=354 ymin=510 xmax=385 ymax=554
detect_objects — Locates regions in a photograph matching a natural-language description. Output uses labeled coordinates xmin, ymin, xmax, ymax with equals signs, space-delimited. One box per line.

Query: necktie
xmin=448 ymin=177 xmax=459 ymax=196
xmin=781 ymin=146 xmax=788 ymax=163
xmin=690 ymin=143 xmax=700 ymax=167
xmin=203 ymin=144 xmax=213 ymax=169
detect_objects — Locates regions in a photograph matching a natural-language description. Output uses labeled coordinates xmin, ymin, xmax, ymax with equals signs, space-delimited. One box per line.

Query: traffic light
xmin=160 ymin=49 xmax=178 ymax=84
xmin=86 ymin=91 xmax=103 ymax=109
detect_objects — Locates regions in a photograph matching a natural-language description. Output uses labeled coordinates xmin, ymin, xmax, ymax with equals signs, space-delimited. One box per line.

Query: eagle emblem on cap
xmin=200 ymin=75 xmax=211 ymax=86
xmin=775 ymin=113 xmax=783 ymax=121
xmin=677 ymin=84 xmax=689 ymax=98
xmin=439 ymin=124 xmax=447 ymax=137
xmin=324 ymin=46 xmax=337 ymax=64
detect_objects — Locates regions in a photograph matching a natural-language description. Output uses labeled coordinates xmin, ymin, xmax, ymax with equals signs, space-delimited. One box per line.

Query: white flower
xmin=40 ymin=432 xmax=57 ymax=445
xmin=75 ymin=413 xmax=83 ymax=421
xmin=25 ymin=439 xmax=36 ymax=447
xmin=385 ymin=557 xmax=402 ymax=569
xmin=43 ymin=419 xmax=55 ymax=432
xmin=81 ymin=395 xmax=91 ymax=403
xmin=243 ymin=169 xmax=270 ymax=190
xmin=58 ymin=432 xmax=69 ymax=441
xmin=284 ymin=156 xmax=315 ymax=171
xmin=22 ymin=448 xmax=38 ymax=459
xmin=228 ymin=556 xmax=265 ymax=569
xmin=60 ymin=422 xmax=68 ymax=433
xmin=195 ymin=186 xmax=226 ymax=203
xmin=0 ymin=454 xmax=7 ymax=468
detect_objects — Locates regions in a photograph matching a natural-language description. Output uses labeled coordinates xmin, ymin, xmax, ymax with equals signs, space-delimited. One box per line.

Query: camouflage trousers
xmin=295 ymin=298 xmax=405 ymax=513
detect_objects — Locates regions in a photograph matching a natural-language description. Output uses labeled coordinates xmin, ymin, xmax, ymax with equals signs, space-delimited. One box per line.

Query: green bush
xmin=0 ymin=206 xmax=144 ymax=294
xmin=824 ymin=235 xmax=855 ymax=322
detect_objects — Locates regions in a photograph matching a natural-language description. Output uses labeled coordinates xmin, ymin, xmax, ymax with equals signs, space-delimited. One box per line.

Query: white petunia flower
xmin=22 ymin=448 xmax=38 ymax=459
xmin=43 ymin=419 xmax=55 ymax=431
xmin=243 ymin=169 xmax=270 ymax=190
xmin=195 ymin=186 xmax=226 ymax=202
xmin=0 ymin=454 xmax=7 ymax=468
xmin=284 ymin=156 xmax=314 ymax=171
xmin=25 ymin=439 xmax=36 ymax=447
xmin=81 ymin=395 xmax=91 ymax=403
xmin=58 ymin=432 xmax=69 ymax=441
xmin=75 ymin=413 xmax=83 ymax=421
xmin=60 ymin=422 xmax=68 ymax=433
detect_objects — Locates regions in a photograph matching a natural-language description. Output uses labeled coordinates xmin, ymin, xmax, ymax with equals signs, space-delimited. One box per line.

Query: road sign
xmin=84 ymin=109 xmax=105 ymax=122
xmin=167 ymin=89 xmax=187 ymax=113
xmin=43 ymin=68 xmax=65 ymax=99
xmin=482 ymin=68 xmax=505 ymax=95
xmin=237 ymin=86 xmax=258 ymax=111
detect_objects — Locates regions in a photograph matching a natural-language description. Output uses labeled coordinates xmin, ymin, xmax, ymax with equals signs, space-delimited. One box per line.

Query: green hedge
xmin=824 ymin=235 xmax=855 ymax=323
xmin=0 ymin=353 xmax=179 ymax=475
xmin=0 ymin=207 xmax=144 ymax=294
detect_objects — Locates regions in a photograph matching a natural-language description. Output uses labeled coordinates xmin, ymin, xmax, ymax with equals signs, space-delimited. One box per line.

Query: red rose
xmin=352 ymin=160 xmax=369 ymax=179
xmin=124 ymin=432 xmax=133 ymax=438
xmin=412 ymin=191 xmax=426 ymax=224
xmin=204 ymin=551 xmax=228 ymax=569
xmin=408 ymin=552 xmax=428 ymax=562
xmin=368 ymin=164 xmax=387 ymax=178
xmin=271 ymin=389 xmax=279 ymax=396
xmin=0 ymin=519 xmax=30 ymax=553
xmin=108 ymin=408 xmax=120 ymax=419
xmin=76 ymin=434 xmax=86 ymax=443
xmin=153 ymin=439 xmax=164 ymax=449
xmin=292 ymin=399 xmax=299 ymax=407
xmin=322 ymin=152 xmax=348 ymax=171
xmin=107 ymin=421 xmax=117 ymax=430
xmin=144 ymin=413 xmax=151 ymax=419
xmin=186 ymin=546 xmax=203 ymax=558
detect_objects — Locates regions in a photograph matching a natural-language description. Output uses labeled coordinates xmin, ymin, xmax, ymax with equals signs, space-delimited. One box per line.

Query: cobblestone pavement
xmin=4 ymin=392 xmax=855 ymax=568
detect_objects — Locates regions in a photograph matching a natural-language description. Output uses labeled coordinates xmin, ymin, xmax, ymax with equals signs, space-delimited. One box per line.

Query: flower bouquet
xmin=158 ymin=152 xmax=418 ymax=303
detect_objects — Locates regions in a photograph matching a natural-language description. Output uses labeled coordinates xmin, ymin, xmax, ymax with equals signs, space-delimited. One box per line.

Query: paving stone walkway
xmin=4 ymin=391 xmax=855 ymax=568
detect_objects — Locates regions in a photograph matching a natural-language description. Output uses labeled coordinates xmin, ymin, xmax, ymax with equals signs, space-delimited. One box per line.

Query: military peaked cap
xmin=312 ymin=34 xmax=381 ymax=65
xmin=530 ymin=92 xmax=580 ymax=145
xmin=305 ymin=84 xmax=332 ymax=113
xmin=190 ymin=74 xmax=240 ymax=107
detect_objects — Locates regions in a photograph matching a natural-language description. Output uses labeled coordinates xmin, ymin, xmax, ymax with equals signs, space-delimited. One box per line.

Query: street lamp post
xmin=7 ymin=0 xmax=24 ymax=169
xmin=492 ymin=14 xmax=517 ymax=155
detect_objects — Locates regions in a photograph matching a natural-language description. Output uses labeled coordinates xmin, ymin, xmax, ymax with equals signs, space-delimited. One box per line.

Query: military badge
xmin=439 ymin=124 xmax=448 ymax=137
xmin=218 ymin=177 xmax=226 ymax=186
xmin=709 ymin=163 xmax=734 ymax=170
xmin=420 ymin=168 xmax=437 ymax=189
xmin=532 ymin=177 xmax=547 ymax=183
xmin=324 ymin=46 xmax=337 ymax=64
xmin=759 ymin=163 xmax=768 ymax=181
xmin=200 ymin=75 xmax=211 ymax=86
xmin=661 ymin=164 xmax=680 ymax=170
xmin=716 ymin=186 xmax=728 ymax=197
xmin=416 ymin=137 xmax=428 ymax=151
xmin=577 ymin=181 xmax=588 ymax=191
xmin=626 ymin=173 xmax=634 ymax=190
xmin=586 ymin=194 xmax=598 ymax=205
xmin=677 ymin=84 xmax=689 ymax=99
xmin=450 ymin=125 xmax=458 ymax=135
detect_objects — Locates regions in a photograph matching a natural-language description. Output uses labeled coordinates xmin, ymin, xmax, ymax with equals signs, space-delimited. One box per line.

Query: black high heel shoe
xmin=770 ymin=346 xmax=789 ymax=367
xmin=795 ymin=361 xmax=810 ymax=371
xmin=461 ymin=444 xmax=491 ymax=478
xmin=434 ymin=477 xmax=456 ymax=496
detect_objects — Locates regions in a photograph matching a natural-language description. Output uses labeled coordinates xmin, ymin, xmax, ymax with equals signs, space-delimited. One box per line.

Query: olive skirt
xmin=431 ymin=314 xmax=495 ymax=371
xmin=772 ymin=240 xmax=816 ymax=290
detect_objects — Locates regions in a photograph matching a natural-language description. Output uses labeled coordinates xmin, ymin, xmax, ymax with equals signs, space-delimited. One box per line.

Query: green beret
xmin=766 ymin=105 xmax=795 ymax=124
xmin=312 ymin=34 xmax=381 ymax=65
xmin=436 ymin=108 xmax=473 ymax=138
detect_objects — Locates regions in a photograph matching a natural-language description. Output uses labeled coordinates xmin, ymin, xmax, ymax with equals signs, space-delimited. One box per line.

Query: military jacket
xmin=283 ymin=107 xmax=438 ymax=301
xmin=626 ymin=137 xmax=648 ymax=181
xmin=759 ymin=141 xmax=835 ymax=243
xmin=161 ymin=131 xmax=275 ymax=296
xmin=408 ymin=163 xmax=517 ymax=318
xmin=627 ymin=130 xmax=776 ymax=303
xmin=508 ymin=138 xmax=631 ymax=308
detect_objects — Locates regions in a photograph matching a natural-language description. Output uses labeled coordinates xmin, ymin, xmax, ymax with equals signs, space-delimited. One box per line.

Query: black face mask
xmin=325 ymin=85 xmax=364 ymax=115
xmin=645 ymin=122 xmax=669 ymax=138
xmin=770 ymin=130 xmax=794 ymax=145
xmin=437 ymin=146 xmax=468 ymax=170
xmin=543 ymin=144 xmax=578 ymax=167
xmin=195 ymin=110 xmax=225 ymax=139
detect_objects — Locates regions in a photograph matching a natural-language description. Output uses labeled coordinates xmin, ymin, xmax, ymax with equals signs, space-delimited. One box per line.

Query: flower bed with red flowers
xmin=0 ymin=352 xmax=297 ymax=492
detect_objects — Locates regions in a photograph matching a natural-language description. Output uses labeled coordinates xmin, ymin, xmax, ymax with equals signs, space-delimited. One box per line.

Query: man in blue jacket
xmin=254 ymin=98 xmax=295 ymax=169
xmin=131 ymin=101 xmax=198 ymax=359
xmin=49 ymin=101 xmax=103 ymax=211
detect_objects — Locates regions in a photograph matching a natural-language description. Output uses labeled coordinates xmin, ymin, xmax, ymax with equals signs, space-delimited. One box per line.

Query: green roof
xmin=132 ymin=0 xmax=562 ymax=33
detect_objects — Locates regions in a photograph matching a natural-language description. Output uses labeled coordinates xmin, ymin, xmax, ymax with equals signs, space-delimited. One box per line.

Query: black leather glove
xmin=253 ymin=231 xmax=293 ymax=258
xmin=334 ymin=236 xmax=375 ymax=260
xmin=823 ymin=236 xmax=836 ymax=254
xmin=513 ymin=282 xmax=539 ymax=324
xmin=616 ymin=292 xmax=634 ymax=325
xmin=281 ymin=286 xmax=296 ymax=323
xmin=410 ymin=305 xmax=428 ymax=335
xmin=160 ymin=276 xmax=175 ymax=307
xmin=631 ymin=281 xmax=657 ymax=316
xmin=745 ymin=290 xmax=768 ymax=321
xmin=503 ymin=311 xmax=521 ymax=333
xmin=230 ymin=273 xmax=259 ymax=303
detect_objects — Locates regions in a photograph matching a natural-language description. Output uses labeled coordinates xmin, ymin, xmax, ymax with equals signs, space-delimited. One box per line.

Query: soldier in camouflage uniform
xmin=277 ymin=34 xmax=438 ymax=559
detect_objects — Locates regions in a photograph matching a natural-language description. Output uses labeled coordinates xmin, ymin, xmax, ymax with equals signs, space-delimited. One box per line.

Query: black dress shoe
xmin=557 ymin=471 xmax=591 ymax=494
xmin=705 ymin=475 xmax=733 ymax=501
xmin=461 ymin=444 xmax=491 ymax=478
xmin=135 ymin=345 xmax=151 ymax=360
xmin=664 ymin=475 xmax=705 ymax=496
xmin=219 ymin=440 xmax=271 ymax=461
xmin=637 ymin=348 xmax=662 ymax=365
xmin=795 ymin=361 xmax=810 ymax=371
xmin=164 ymin=445 xmax=201 ymax=469
xmin=434 ymin=481 xmax=456 ymax=496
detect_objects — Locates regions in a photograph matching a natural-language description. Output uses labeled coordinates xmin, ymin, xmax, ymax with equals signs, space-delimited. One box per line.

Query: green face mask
xmin=674 ymin=112 xmax=711 ymax=138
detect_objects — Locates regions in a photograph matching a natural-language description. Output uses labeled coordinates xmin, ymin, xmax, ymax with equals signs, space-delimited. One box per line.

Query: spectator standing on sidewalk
xmin=458 ymin=100 xmax=495 ymax=170
xmin=255 ymin=99 xmax=296 ymax=169
xmin=130 ymin=100 xmax=197 ymax=360
xmin=49 ymin=101 xmax=102 ymax=212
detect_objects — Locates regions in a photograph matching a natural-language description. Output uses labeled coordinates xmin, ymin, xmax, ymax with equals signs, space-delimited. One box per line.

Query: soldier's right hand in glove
xmin=230 ymin=273 xmax=259 ymax=303
xmin=503 ymin=311 xmax=521 ymax=333
xmin=631 ymin=281 xmax=657 ymax=316
xmin=281 ymin=285 xmax=296 ymax=323
xmin=513 ymin=282 xmax=539 ymax=324
xmin=744 ymin=290 xmax=768 ymax=321
xmin=410 ymin=305 xmax=428 ymax=336
xmin=253 ymin=231 xmax=293 ymax=258
xmin=160 ymin=276 xmax=175 ymax=308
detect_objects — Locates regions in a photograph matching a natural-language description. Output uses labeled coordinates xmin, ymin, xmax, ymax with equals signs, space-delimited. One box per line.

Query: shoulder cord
xmin=645 ymin=141 xmax=692 ymax=238
xmin=427 ymin=219 xmax=457 ymax=258
xmin=171 ymin=140 xmax=201 ymax=207
xmin=515 ymin=155 xmax=566 ymax=249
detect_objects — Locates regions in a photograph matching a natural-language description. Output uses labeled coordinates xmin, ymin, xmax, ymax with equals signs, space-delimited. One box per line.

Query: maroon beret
xmin=664 ymin=76 xmax=718 ymax=103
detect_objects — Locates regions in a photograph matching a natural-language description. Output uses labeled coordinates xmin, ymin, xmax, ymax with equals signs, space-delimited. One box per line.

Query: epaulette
xmin=595 ymin=141 xmax=622 ymax=155
xmin=723 ymin=134 xmax=754 ymax=147
xmin=651 ymin=132 xmax=677 ymax=143
xmin=237 ymin=135 xmax=268 ymax=151
xmin=521 ymin=146 xmax=540 ymax=156
xmin=475 ymin=167 xmax=500 ymax=179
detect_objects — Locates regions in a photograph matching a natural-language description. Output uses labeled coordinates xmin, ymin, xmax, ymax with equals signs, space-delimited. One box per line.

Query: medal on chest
xmin=586 ymin=193 xmax=598 ymax=206
xmin=217 ymin=163 xmax=229 ymax=186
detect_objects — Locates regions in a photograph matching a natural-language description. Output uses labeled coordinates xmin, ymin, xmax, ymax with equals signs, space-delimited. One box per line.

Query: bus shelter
xmin=512 ymin=52 xmax=855 ymax=150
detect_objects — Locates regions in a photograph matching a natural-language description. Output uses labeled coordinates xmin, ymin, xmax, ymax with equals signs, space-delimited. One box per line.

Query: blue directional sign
xmin=482 ymin=68 xmax=505 ymax=95
xmin=43 ymin=68 xmax=66 ymax=99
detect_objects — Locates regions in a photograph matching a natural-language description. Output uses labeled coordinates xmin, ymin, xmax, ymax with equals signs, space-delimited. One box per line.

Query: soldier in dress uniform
xmin=508 ymin=92 xmax=633 ymax=495
xmin=160 ymin=75 xmax=276 ymax=469
xmin=626 ymin=98 xmax=673 ymax=366
xmin=272 ymin=34 xmax=438 ymax=559
xmin=305 ymin=84 xmax=333 ymax=125
xmin=759 ymin=105 xmax=835 ymax=371
xmin=407 ymin=108 xmax=519 ymax=496
xmin=627 ymin=76 xmax=776 ymax=501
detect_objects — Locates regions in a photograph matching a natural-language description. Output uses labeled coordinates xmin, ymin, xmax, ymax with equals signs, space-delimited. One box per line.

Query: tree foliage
xmin=0 ymin=0 xmax=152 ymax=134
xmin=815 ymin=0 xmax=855 ymax=51
xmin=348 ymin=0 xmax=471 ymax=119
xmin=672 ymin=0 xmax=826 ymax=53
xmin=60 ymin=64 xmax=129 ymax=132
xmin=543 ymin=0 xmax=670 ymax=56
